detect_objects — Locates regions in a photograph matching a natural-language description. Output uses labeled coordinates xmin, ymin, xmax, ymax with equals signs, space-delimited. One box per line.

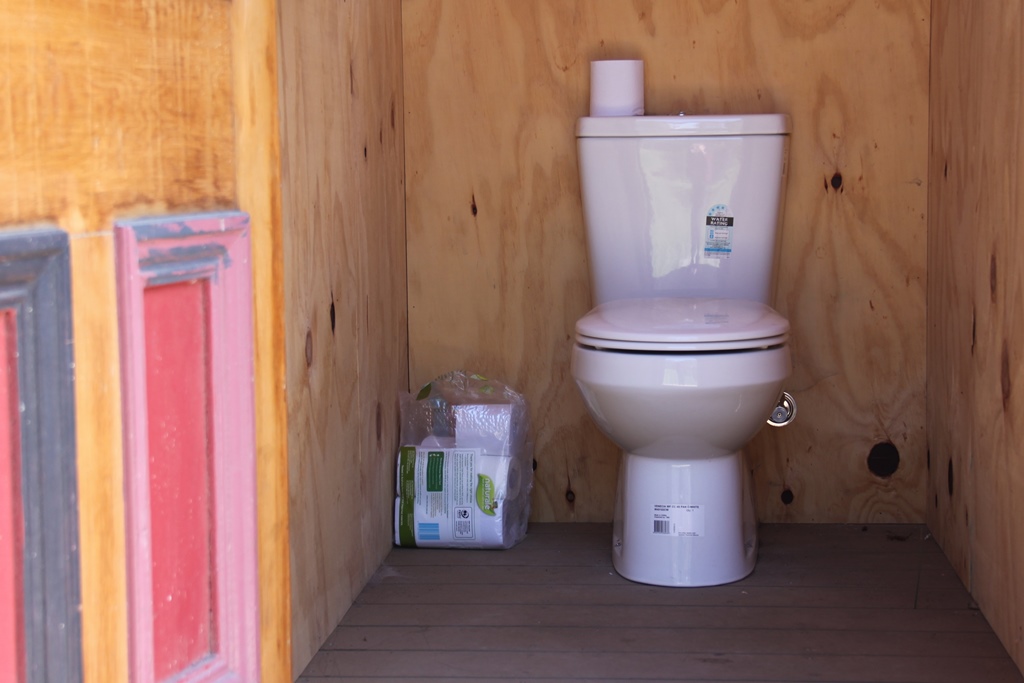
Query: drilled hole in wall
xmin=867 ymin=442 xmax=900 ymax=478
xmin=780 ymin=489 xmax=794 ymax=505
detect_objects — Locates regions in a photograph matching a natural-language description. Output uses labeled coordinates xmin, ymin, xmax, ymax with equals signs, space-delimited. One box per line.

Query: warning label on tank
xmin=704 ymin=204 xmax=734 ymax=258
xmin=652 ymin=503 xmax=706 ymax=537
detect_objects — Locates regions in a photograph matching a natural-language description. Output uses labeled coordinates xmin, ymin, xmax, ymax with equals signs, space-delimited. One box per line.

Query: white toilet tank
xmin=577 ymin=115 xmax=791 ymax=306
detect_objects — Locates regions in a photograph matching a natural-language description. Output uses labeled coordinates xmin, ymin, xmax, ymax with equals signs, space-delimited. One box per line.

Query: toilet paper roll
xmin=480 ymin=453 xmax=519 ymax=502
xmin=590 ymin=60 xmax=644 ymax=117
xmin=455 ymin=404 xmax=514 ymax=456
xmin=503 ymin=455 xmax=522 ymax=502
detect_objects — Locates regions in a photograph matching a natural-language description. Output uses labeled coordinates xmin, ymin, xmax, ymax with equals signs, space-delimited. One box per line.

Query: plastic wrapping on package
xmin=394 ymin=372 xmax=532 ymax=549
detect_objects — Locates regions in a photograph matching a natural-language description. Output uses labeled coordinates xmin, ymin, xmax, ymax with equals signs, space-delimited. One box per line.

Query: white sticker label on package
xmin=414 ymin=448 xmax=479 ymax=543
xmin=652 ymin=504 xmax=706 ymax=537
xmin=453 ymin=506 xmax=474 ymax=539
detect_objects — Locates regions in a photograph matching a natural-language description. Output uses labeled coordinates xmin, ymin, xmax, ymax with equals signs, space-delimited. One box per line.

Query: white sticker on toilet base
xmin=652 ymin=504 xmax=706 ymax=537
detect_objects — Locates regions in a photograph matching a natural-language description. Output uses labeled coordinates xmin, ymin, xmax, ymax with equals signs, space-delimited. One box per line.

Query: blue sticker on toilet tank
xmin=704 ymin=204 xmax=734 ymax=258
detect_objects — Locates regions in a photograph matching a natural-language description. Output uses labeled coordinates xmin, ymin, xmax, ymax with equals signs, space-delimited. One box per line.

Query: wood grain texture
xmin=279 ymin=1 xmax=407 ymax=676
xmin=68 ymin=233 xmax=129 ymax=683
xmin=928 ymin=0 xmax=1024 ymax=672
xmin=231 ymin=0 xmax=292 ymax=680
xmin=0 ymin=0 xmax=235 ymax=231
xmin=403 ymin=1 xmax=930 ymax=523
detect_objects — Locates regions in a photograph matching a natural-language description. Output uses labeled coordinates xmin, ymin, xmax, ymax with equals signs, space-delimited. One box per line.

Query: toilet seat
xmin=575 ymin=297 xmax=788 ymax=352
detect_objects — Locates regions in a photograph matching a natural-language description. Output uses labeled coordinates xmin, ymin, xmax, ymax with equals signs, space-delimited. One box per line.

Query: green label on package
xmin=397 ymin=446 xmax=417 ymax=547
xmin=426 ymin=451 xmax=445 ymax=492
xmin=476 ymin=474 xmax=496 ymax=516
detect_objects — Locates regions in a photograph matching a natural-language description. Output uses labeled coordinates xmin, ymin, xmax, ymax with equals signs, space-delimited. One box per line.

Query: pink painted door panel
xmin=144 ymin=282 xmax=216 ymax=680
xmin=117 ymin=212 xmax=258 ymax=683
xmin=0 ymin=309 xmax=24 ymax=683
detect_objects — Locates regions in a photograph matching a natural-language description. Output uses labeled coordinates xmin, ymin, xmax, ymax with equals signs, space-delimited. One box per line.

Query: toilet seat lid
xmin=575 ymin=297 xmax=789 ymax=351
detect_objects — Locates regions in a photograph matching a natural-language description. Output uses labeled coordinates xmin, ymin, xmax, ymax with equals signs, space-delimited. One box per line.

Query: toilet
xmin=570 ymin=114 xmax=795 ymax=587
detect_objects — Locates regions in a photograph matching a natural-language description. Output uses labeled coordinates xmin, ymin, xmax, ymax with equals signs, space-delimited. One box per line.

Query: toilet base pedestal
xmin=611 ymin=450 xmax=757 ymax=587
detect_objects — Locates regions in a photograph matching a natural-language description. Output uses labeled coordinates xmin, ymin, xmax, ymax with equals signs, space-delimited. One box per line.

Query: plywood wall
xmin=279 ymin=1 xmax=407 ymax=676
xmin=403 ymin=0 xmax=930 ymax=523
xmin=1 ymin=1 xmax=291 ymax=680
xmin=928 ymin=0 xmax=1024 ymax=671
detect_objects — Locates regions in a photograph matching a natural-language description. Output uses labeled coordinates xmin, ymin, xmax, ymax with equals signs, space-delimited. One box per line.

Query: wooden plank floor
xmin=300 ymin=524 xmax=1024 ymax=682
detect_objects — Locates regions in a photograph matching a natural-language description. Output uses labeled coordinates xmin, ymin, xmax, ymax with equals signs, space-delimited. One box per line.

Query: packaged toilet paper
xmin=394 ymin=372 xmax=532 ymax=549
xmin=394 ymin=439 xmax=527 ymax=548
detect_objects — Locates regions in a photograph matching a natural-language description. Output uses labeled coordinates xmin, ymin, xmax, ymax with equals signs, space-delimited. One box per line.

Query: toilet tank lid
xmin=575 ymin=297 xmax=789 ymax=345
xmin=576 ymin=114 xmax=791 ymax=138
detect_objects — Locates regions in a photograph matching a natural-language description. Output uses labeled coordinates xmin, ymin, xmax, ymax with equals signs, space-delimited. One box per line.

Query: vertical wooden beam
xmin=232 ymin=0 xmax=291 ymax=680
xmin=68 ymin=231 xmax=130 ymax=683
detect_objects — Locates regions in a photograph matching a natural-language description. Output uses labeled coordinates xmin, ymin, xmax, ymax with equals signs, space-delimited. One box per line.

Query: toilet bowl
xmin=571 ymin=296 xmax=790 ymax=586
xmin=572 ymin=113 xmax=795 ymax=586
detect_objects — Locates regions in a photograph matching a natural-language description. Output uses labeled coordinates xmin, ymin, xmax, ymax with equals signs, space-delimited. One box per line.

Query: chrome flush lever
xmin=767 ymin=391 xmax=797 ymax=427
